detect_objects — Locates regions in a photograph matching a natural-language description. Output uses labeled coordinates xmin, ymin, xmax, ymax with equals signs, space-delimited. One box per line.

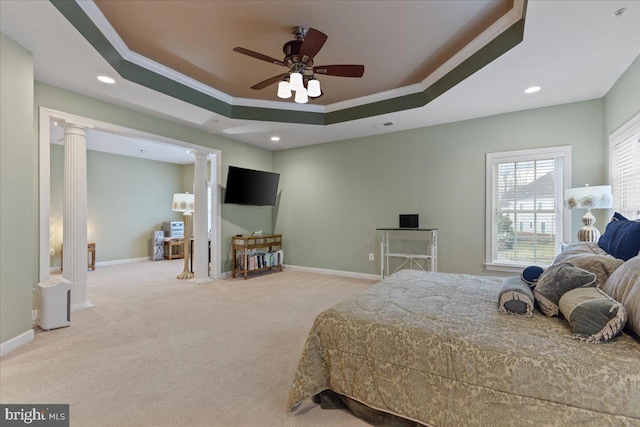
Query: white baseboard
xmin=95 ymin=257 xmax=149 ymax=267
xmin=49 ymin=257 xmax=149 ymax=272
xmin=286 ymin=265 xmax=380 ymax=281
xmin=1 ymin=329 xmax=34 ymax=357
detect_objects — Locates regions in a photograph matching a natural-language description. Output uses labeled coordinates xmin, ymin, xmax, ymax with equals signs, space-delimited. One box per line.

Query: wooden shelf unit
xmin=231 ymin=234 xmax=283 ymax=279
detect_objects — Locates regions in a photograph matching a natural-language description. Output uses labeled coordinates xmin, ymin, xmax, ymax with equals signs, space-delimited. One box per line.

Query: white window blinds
xmin=486 ymin=146 xmax=571 ymax=270
xmin=610 ymin=118 xmax=640 ymax=220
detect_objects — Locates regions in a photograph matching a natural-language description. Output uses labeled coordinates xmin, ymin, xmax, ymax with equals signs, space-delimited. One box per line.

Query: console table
xmin=376 ymin=228 xmax=438 ymax=278
xmin=232 ymin=234 xmax=283 ymax=279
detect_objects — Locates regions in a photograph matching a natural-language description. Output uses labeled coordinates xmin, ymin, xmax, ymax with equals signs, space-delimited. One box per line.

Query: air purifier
xmin=38 ymin=276 xmax=71 ymax=330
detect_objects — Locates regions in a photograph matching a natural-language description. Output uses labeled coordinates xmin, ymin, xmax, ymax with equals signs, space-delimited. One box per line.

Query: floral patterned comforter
xmin=287 ymin=270 xmax=640 ymax=426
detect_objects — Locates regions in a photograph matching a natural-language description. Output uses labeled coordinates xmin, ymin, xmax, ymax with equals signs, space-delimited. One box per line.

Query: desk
xmin=377 ymin=228 xmax=438 ymax=279
xmin=60 ymin=242 xmax=95 ymax=272
xmin=164 ymin=238 xmax=184 ymax=260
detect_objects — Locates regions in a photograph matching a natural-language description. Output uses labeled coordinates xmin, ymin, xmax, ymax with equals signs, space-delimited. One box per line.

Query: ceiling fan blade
xmin=250 ymin=73 xmax=289 ymax=90
xmin=233 ymin=47 xmax=286 ymax=67
xmin=299 ymin=28 xmax=328 ymax=62
xmin=313 ymin=65 xmax=365 ymax=78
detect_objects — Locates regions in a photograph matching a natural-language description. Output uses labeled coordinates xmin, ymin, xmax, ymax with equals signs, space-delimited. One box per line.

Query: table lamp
xmin=172 ymin=192 xmax=194 ymax=279
xmin=564 ymin=184 xmax=613 ymax=242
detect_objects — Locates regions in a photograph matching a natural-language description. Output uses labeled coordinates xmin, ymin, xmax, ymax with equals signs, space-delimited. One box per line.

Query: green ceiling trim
xmin=50 ymin=0 xmax=526 ymax=126
xmin=325 ymin=16 xmax=526 ymax=125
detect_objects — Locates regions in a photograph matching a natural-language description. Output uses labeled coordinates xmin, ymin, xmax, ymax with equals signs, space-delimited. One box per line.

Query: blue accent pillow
xmin=598 ymin=214 xmax=640 ymax=261
xmin=521 ymin=265 xmax=544 ymax=287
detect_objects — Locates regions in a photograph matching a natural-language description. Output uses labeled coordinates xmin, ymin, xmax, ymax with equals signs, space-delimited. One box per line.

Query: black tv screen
xmin=224 ymin=166 xmax=280 ymax=206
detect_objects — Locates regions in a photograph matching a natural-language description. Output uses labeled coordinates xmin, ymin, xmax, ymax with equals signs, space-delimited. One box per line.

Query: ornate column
xmin=191 ymin=150 xmax=212 ymax=283
xmin=62 ymin=123 xmax=91 ymax=309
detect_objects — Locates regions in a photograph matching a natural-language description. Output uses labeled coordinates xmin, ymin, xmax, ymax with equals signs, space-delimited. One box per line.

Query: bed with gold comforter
xmin=287 ymin=270 xmax=640 ymax=426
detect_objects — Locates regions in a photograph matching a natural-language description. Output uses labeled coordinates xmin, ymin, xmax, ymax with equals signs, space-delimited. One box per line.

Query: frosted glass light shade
xmin=294 ymin=87 xmax=308 ymax=104
xmin=172 ymin=192 xmax=194 ymax=212
xmin=307 ymin=79 xmax=321 ymax=97
xmin=289 ymin=72 xmax=303 ymax=91
xmin=277 ymin=80 xmax=292 ymax=99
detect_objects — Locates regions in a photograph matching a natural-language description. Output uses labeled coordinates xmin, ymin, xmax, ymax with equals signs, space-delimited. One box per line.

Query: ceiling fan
xmin=233 ymin=26 xmax=365 ymax=103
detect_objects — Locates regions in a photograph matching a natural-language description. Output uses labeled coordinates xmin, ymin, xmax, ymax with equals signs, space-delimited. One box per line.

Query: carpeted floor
xmin=0 ymin=260 xmax=377 ymax=426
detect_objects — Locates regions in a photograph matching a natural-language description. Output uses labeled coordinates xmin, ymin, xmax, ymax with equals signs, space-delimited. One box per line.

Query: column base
xmin=189 ymin=277 xmax=213 ymax=284
xmin=71 ymin=300 xmax=94 ymax=311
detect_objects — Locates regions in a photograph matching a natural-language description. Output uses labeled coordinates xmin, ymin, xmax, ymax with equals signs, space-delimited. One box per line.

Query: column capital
xmin=192 ymin=150 xmax=209 ymax=161
xmin=59 ymin=120 xmax=88 ymax=137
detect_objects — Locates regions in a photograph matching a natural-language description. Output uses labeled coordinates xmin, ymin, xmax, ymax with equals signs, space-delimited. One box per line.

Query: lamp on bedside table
xmin=564 ymin=185 xmax=613 ymax=242
xmin=172 ymin=192 xmax=195 ymax=279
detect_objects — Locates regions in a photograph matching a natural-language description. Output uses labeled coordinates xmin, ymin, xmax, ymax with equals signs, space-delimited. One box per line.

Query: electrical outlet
xmin=368 ymin=253 xmax=375 ymax=261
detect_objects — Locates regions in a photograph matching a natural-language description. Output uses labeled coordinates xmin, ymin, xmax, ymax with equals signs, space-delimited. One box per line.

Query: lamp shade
xmin=277 ymin=80 xmax=292 ymax=99
xmin=565 ymin=185 xmax=613 ymax=210
xmin=289 ymin=72 xmax=303 ymax=91
xmin=294 ymin=87 xmax=308 ymax=104
xmin=307 ymin=79 xmax=321 ymax=97
xmin=172 ymin=192 xmax=194 ymax=212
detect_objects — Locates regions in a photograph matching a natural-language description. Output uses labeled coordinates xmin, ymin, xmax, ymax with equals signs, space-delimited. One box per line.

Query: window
xmin=486 ymin=146 xmax=571 ymax=271
xmin=610 ymin=112 xmax=640 ymax=220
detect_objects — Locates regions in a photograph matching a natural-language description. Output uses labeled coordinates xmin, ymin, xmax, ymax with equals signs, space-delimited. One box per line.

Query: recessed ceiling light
xmin=270 ymin=136 xmax=280 ymax=142
xmin=524 ymin=86 xmax=541 ymax=94
xmin=97 ymin=75 xmax=115 ymax=84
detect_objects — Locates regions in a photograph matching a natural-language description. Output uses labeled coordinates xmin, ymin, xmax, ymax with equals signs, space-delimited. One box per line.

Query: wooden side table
xmin=164 ymin=238 xmax=184 ymax=259
xmin=61 ymin=242 xmax=96 ymax=271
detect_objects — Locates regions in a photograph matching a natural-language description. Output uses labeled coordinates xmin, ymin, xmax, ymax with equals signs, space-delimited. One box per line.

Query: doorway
xmin=38 ymin=107 xmax=222 ymax=288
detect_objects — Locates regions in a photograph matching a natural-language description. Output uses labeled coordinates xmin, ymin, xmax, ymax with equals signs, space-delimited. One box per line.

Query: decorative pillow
xmin=498 ymin=276 xmax=535 ymax=317
xmin=565 ymin=255 xmax=624 ymax=287
xmin=553 ymin=242 xmax=608 ymax=263
xmin=552 ymin=242 xmax=623 ymax=285
xmin=521 ymin=266 xmax=544 ymax=287
xmin=533 ymin=262 xmax=597 ymax=317
xmin=598 ymin=214 xmax=640 ymax=261
xmin=601 ymin=255 xmax=640 ymax=336
xmin=559 ymin=287 xmax=627 ymax=343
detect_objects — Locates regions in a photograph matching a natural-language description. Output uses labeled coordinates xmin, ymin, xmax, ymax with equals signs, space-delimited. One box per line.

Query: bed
xmin=287 ymin=263 xmax=640 ymax=426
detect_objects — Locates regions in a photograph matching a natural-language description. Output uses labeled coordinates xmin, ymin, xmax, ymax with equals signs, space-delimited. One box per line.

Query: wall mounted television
xmin=223 ymin=166 xmax=280 ymax=206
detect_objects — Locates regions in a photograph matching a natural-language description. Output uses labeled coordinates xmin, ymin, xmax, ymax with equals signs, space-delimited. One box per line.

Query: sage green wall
xmin=0 ymin=33 xmax=36 ymax=344
xmin=35 ymin=83 xmax=273 ymax=273
xmin=604 ymin=55 xmax=640 ymax=137
xmin=50 ymin=145 xmax=183 ymax=265
xmin=273 ymin=100 xmax=605 ymax=276
xmin=603 ymin=54 xmax=640 ymax=180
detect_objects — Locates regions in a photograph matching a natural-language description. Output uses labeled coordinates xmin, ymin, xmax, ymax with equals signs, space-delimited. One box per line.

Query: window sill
xmin=484 ymin=263 xmax=526 ymax=274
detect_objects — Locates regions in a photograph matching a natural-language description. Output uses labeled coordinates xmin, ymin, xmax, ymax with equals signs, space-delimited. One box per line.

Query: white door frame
xmin=38 ymin=107 xmax=223 ymax=282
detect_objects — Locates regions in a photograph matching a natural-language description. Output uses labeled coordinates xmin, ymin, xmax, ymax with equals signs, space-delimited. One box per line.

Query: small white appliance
xmin=163 ymin=221 xmax=184 ymax=238
xmin=38 ymin=276 xmax=71 ymax=330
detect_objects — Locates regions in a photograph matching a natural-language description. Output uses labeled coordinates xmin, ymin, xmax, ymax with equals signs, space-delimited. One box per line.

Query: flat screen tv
xmin=224 ymin=166 xmax=280 ymax=206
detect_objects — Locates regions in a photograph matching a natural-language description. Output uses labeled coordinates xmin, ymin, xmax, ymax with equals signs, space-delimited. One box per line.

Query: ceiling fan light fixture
xmin=307 ymin=79 xmax=321 ymax=97
xmin=277 ymin=80 xmax=292 ymax=99
xmin=294 ymin=87 xmax=309 ymax=104
xmin=289 ymin=72 xmax=304 ymax=91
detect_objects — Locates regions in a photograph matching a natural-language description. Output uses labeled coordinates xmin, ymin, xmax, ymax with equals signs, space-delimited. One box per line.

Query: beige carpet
xmin=0 ymin=260 xmax=377 ymax=426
